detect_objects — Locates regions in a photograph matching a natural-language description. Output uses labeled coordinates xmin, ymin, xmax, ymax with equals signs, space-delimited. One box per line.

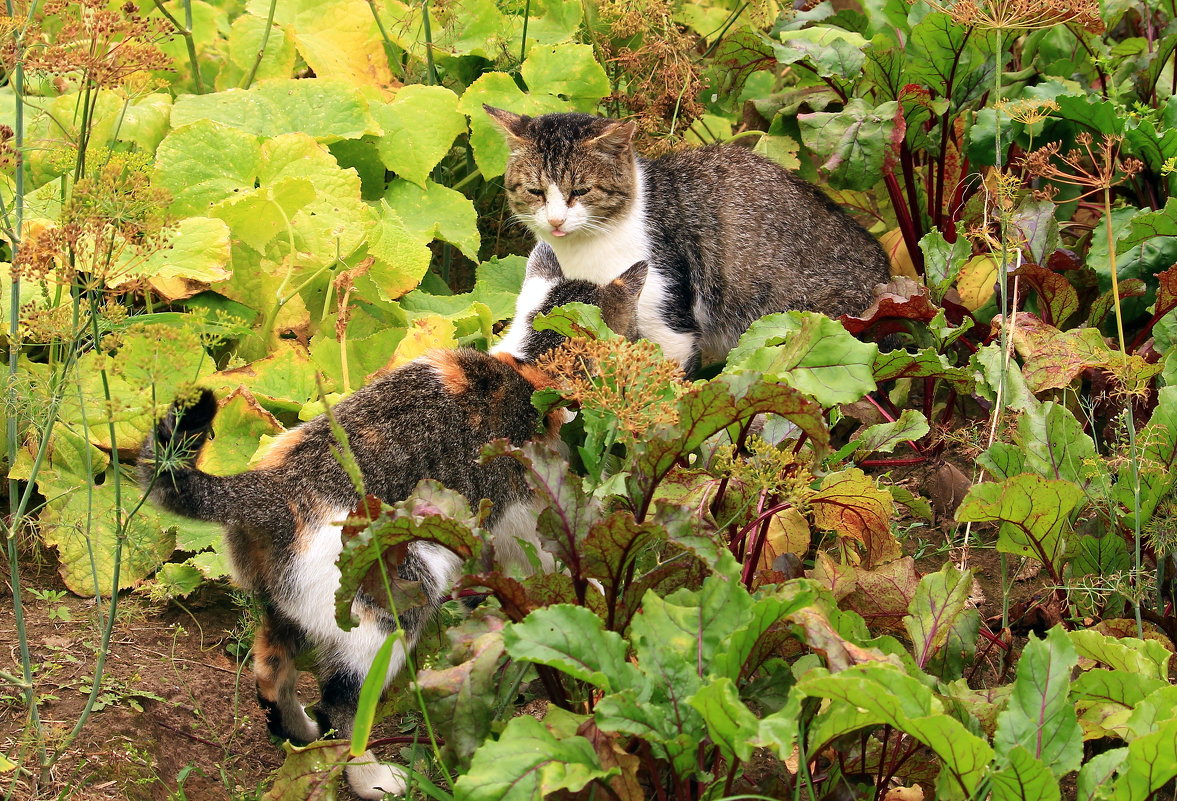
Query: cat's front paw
xmin=346 ymin=754 xmax=407 ymax=799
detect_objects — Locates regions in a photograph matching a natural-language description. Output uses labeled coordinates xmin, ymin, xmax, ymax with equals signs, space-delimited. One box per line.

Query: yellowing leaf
xmin=246 ymin=0 xmax=396 ymax=90
xmin=204 ymin=341 xmax=322 ymax=414
xmin=957 ymin=255 xmax=998 ymax=311
xmin=881 ymin=227 xmax=917 ymax=279
xmin=196 ymin=387 xmax=286 ymax=476
xmin=757 ymin=507 xmax=811 ymax=570
xmin=810 ymin=468 xmax=898 ymax=568
xmin=137 ymin=217 xmax=233 ymax=301
xmin=374 ymin=316 xmax=458 ymax=378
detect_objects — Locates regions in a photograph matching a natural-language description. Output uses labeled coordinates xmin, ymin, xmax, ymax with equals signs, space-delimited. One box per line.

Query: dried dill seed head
xmin=1020 ymin=134 xmax=1144 ymax=198
xmin=598 ymin=0 xmax=704 ymax=139
xmin=17 ymin=301 xmax=75 ymax=345
xmin=922 ymin=0 xmax=1103 ymax=32
xmin=537 ymin=337 xmax=683 ymax=439
xmin=14 ymin=0 xmax=170 ymax=88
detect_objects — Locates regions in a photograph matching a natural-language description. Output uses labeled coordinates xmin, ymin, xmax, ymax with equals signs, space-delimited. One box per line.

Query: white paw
xmin=286 ymin=708 xmax=321 ymax=744
xmin=347 ymin=754 xmax=407 ymax=799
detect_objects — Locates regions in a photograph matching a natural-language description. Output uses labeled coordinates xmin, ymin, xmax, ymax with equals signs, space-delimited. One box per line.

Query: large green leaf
xmin=903 ymin=563 xmax=977 ymax=678
xmin=40 ymin=467 xmax=202 ymax=596
xmin=989 ymin=745 xmax=1062 ymax=801
xmin=725 ymin=311 xmax=878 ymax=405
xmin=384 ymin=179 xmax=481 ymax=262
xmin=154 ymin=120 xmax=263 ymax=216
xmin=520 ymin=43 xmax=610 ymax=106
xmin=1013 ymin=402 xmax=1112 ymax=499
xmin=800 ymin=663 xmax=993 ymax=799
xmin=994 ymin=627 xmax=1082 ymax=777
xmin=797 ymin=99 xmax=898 ymax=191
xmin=1118 ymin=197 xmax=1177 ymax=250
xmin=454 ymin=715 xmax=616 ymax=801
xmin=688 ymin=677 xmax=762 ymax=763
xmin=955 ymin=474 xmax=1085 ymax=577
xmin=772 ymin=26 xmax=869 ymax=80
xmin=1111 ymin=719 xmax=1177 ymax=801
xmin=372 ymin=85 xmax=468 ymax=188
xmin=225 ymin=12 xmax=298 ymax=86
xmin=171 ymin=78 xmax=378 ymax=141
xmin=503 ymin=605 xmax=638 ymax=693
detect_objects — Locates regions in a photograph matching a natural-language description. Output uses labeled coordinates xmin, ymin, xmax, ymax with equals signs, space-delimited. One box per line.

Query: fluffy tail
xmin=140 ymin=388 xmax=230 ymax=522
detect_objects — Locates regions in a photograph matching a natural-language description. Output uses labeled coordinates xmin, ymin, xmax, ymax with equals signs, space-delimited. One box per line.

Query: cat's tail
xmin=139 ymin=388 xmax=233 ymax=522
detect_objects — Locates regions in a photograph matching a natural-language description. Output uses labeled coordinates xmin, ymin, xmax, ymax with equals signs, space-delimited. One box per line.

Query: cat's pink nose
xmin=547 ymin=215 xmax=565 ymax=229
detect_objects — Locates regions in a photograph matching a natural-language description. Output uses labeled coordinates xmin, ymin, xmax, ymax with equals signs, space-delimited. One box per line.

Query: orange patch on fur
xmin=493 ymin=352 xmax=554 ymax=391
xmin=423 ymin=350 xmax=470 ymax=394
xmin=254 ymin=426 xmax=304 ymax=471
xmin=494 ymin=352 xmax=565 ymax=439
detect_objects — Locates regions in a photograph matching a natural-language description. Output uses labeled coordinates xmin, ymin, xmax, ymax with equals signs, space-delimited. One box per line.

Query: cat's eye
xmin=526 ymin=188 xmax=545 ymax=197
xmin=570 ymin=187 xmax=591 ymax=197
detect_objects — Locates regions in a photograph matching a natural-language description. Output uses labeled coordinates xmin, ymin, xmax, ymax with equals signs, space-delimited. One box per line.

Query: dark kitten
xmin=141 ymin=259 xmax=646 ymax=799
xmin=486 ymin=107 xmax=891 ymax=372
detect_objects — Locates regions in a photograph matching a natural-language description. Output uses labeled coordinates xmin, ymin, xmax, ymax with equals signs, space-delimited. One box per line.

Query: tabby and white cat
xmin=140 ymin=259 xmax=647 ymax=799
xmin=485 ymin=107 xmax=891 ymax=372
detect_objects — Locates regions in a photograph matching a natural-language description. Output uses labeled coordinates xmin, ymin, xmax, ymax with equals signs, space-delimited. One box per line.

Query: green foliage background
xmin=4 ymin=0 xmax=1177 ymax=798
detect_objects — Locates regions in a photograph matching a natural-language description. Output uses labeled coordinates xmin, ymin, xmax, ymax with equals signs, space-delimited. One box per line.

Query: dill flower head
xmin=537 ymin=336 xmax=684 ymax=440
xmin=924 ymin=0 xmax=1103 ymax=32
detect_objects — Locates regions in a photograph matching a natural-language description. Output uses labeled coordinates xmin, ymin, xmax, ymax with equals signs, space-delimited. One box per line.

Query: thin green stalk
xmin=3 ymin=14 xmax=47 ymax=779
xmin=241 ymin=0 xmax=278 ymax=89
xmin=520 ymin=0 xmax=531 ymax=63
xmin=365 ymin=0 xmax=405 ymax=81
xmin=990 ymin=29 xmax=1014 ymax=630
xmin=48 ymin=300 xmax=130 ymax=780
xmin=1103 ymin=186 xmax=1145 ymax=637
xmin=152 ymin=0 xmax=205 ymax=93
xmin=422 ymin=0 xmax=438 ymax=85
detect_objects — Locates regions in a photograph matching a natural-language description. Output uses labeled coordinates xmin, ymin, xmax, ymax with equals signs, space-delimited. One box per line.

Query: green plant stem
xmin=153 ymin=0 xmax=205 ymax=93
xmin=1103 ymin=186 xmax=1145 ymax=638
xmin=422 ymin=0 xmax=438 ymax=85
xmin=241 ymin=0 xmax=278 ymax=89
xmin=366 ymin=0 xmax=405 ymax=81
xmin=47 ymin=302 xmax=130 ymax=780
xmin=520 ymin=0 xmax=531 ymax=63
xmin=2 ymin=19 xmax=48 ymax=781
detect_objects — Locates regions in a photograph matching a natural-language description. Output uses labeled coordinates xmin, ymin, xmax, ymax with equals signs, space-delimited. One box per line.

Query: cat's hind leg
xmin=313 ymin=543 xmax=462 ymax=798
xmin=313 ymin=615 xmax=410 ymax=799
xmin=253 ymin=608 xmax=320 ymax=745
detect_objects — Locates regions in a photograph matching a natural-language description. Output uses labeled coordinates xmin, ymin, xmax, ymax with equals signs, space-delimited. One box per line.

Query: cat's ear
xmin=610 ymin=260 xmax=648 ymax=296
xmin=588 ymin=120 xmax=635 ymax=156
xmin=484 ymin=105 xmax=531 ymax=147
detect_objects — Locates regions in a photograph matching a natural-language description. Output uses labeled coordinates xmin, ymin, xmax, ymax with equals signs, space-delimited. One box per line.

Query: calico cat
xmin=485 ymin=107 xmax=892 ymax=372
xmin=140 ymin=259 xmax=647 ymax=800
